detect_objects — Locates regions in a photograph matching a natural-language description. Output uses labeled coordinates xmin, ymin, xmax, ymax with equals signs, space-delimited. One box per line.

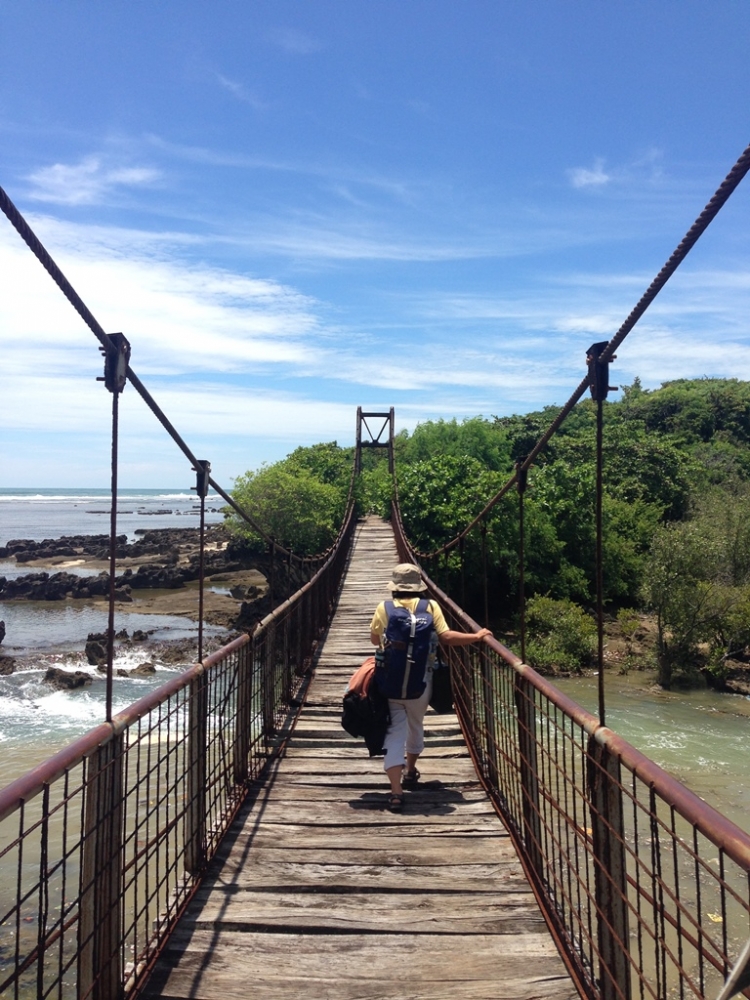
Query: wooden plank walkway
xmin=143 ymin=516 xmax=578 ymax=1000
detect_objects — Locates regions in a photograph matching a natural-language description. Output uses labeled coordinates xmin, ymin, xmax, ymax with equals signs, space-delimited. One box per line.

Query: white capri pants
xmin=382 ymin=673 xmax=433 ymax=772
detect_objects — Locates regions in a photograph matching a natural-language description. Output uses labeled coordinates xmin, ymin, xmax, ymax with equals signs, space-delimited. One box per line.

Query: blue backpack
xmin=375 ymin=599 xmax=435 ymax=700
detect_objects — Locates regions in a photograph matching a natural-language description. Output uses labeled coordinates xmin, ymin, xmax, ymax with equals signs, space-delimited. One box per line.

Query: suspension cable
xmin=0 ymin=182 xmax=356 ymax=563
xmin=397 ymin=139 xmax=750 ymax=559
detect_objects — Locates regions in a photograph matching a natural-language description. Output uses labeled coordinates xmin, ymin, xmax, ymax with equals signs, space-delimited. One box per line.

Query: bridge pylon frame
xmin=355 ymin=407 xmax=394 ymax=475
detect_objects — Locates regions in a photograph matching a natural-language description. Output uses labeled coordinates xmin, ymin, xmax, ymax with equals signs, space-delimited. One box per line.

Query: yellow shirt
xmin=369 ymin=597 xmax=448 ymax=645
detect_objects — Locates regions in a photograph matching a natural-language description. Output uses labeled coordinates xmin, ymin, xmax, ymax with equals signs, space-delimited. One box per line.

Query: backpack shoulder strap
xmin=416 ymin=598 xmax=429 ymax=615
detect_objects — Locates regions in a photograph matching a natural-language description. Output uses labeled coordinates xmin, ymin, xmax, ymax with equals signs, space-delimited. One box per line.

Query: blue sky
xmin=1 ymin=1 xmax=749 ymax=488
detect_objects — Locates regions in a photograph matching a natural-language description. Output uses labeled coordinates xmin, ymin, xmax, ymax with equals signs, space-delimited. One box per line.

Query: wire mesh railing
xmin=392 ymin=507 xmax=750 ymax=1000
xmin=0 ymin=498 xmax=355 ymax=1000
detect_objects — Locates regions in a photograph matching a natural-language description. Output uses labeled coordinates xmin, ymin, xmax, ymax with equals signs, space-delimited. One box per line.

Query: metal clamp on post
xmin=192 ymin=461 xmax=211 ymax=662
xmin=516 ymin=458 xmax=528 ymax=494
xmin=586 ymin=341 xmax=618 ymax=401
xmin=192 ymin=460 xmax=211 ymax=498
xmin=97 ymin=332 xmax=130 ymax=394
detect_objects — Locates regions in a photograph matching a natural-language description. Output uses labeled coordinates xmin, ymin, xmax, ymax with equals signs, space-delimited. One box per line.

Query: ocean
xmin=0 ymin=487 xmax=225 ymax=547
xmin=0 ymin=488 xmax=228 ymax=773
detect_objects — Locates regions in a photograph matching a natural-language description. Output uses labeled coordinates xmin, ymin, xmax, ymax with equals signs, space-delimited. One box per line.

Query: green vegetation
xmin=524 ymin=596 xmax=597 ymax=674
xmin=229 ymin=442 xmax=353 ymax=554
xmin=229 ymin=379 xmax=750 ymax=687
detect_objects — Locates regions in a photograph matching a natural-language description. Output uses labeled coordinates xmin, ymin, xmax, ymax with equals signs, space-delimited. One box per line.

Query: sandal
xmin=387 ymin=793 xmax=404 ymax=813
xmin=402 ymin=768 xmax=420 ymax=787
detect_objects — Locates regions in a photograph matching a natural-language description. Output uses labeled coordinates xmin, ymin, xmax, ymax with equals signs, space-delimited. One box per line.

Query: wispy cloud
xmin=267 ymin=27 xmax=321 ymax=55
xmin=568 ymin=158 xmax=611 ymax=189
xmin=567 ymin=149 xmax=666 ymax=192
xmin=146 ymin=134 xmax=417 ymax=203
xmin=26 ymin=156 xmax=161 ymax=205
xmin=0 ymin=220 xmax=322 ymax=377
xmin=217 ymin=75 xmax=269 ymax=111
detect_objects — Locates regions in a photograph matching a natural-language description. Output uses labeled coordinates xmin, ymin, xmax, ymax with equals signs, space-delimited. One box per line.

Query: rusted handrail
xmin=392 ymin=501 xmax=750 ymax=1000
xmin=0 ymin=496 xmax=357 ymax=1000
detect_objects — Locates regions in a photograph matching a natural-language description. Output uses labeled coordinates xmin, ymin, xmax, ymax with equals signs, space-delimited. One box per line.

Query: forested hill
xmin=229 ymin=378 xmax=750 ymax=687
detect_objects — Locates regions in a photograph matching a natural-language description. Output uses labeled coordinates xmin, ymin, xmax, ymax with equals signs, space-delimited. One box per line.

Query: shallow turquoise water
xmin=555 ymin=672 xmax=750 ymax=833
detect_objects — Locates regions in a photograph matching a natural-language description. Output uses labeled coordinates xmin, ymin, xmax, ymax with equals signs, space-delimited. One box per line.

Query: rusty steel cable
xmin=517 ymin=461 xmax=528 ymax=664
xmin=0 ymin=181 xmax=360 ymax=565
xmin=106 ymin=386 xmax=119 ymax=723
xmin=595 ymin=398 xmax=605 ymax=725
xmin=397 ymin=139 xmax=750 ymax=560
xmin=599 ymin=140 xmax=750 ymax=365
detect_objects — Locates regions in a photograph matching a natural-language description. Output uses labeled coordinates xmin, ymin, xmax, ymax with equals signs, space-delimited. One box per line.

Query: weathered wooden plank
xmin=208 ymin=860 xmax=530 ymax=891
xmin=243 ymin=785 xmax=491 ymax=805
xmin=212 ymin=832 xmax=509 ymax=854
xmin=234 ymin=800 xmax=498 ymax=826
xmin=261 ymin=757 xmax=477 ymax=777
xmin=278 ymin=745 xmax=471 ymax=760
xmin=184 ymin=889 xmax=545 ymax=934
xmin=142 ymin=517 xmax=574 ymax=1000
xmin=146 ymin=973 xmax=576 ymax=1000
xmin=145 ymin=931 xmax=572 ymax=999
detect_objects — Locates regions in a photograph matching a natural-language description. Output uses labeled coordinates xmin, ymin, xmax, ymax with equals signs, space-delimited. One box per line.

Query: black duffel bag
xmin=428 ymin=655 xmax=453 ymax=714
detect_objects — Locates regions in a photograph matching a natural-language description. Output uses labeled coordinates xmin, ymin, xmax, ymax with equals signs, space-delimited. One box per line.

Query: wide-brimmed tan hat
xmin=388 ymin=563 xmax=427 ymax=593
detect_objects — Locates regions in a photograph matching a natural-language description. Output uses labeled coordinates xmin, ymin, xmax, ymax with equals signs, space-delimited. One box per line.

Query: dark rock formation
xmin=0 ymin=655 xmax=15 ymax=675
xmin=85 ymin=640 xmax=107 ymax=666
xmin=0 ymin=620 xmax=4 ymax=644
xmin=234 ymin=594 xmax=273 ymax=632
xmin=0 ymin=525 xmax=259 ymax=603
xmin=45 ymin=667 xmax=93 ymax=690
xmin=0 ymin=572 xmax=134 ymax=602
xmin=131 ymin=661 xmax=156 ymax=676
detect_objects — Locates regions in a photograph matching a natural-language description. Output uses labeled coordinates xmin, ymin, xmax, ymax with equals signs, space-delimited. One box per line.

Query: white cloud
xmin=568 ymin=158 xmax=611 ymax=189
xmin=3 ymin=194 xmax=750 ymax=488
xmin=26 ymin=156 xmax=161 ymax=205
xmin=0 ymin=220 xmax=322 ymax=377
xmin=217 ymin=75 xmax=268 ymax=110
xmin=268 ymin=28 xmax=321 ymax=54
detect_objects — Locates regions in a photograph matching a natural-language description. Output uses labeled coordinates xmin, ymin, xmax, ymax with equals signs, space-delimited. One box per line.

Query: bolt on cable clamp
xmin=586 ymin=341 xmax=618 ymax=402
xmin=192 ymin=460 xmax=211 ymax=499
xmin=515 ymin=458 xmax=529 ymax=494
xmin=96 ymin=332 xmax=131 ymax=394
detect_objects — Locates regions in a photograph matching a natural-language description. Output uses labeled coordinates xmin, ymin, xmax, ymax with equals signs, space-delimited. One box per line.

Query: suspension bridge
xmin=2 ymin=145 xmax=750 ymax=1000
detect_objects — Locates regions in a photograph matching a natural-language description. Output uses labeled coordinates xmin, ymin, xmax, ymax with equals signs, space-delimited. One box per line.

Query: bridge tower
xmin=355 ymin=407 xmax=394 ymax=474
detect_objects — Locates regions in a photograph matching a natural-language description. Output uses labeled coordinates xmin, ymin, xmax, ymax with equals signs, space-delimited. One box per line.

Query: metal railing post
xmin=233 ymin=642 xmax=252 ymax=785
xmin=587 ymin=735 xmax=632 ymax=1000
xmin=514 ymin=675 xmax=543 ymax=876
xmin=79 ymin=735 xmax=124 ymax=1000
xmin=480 ymin=651 xmax=499 ymax=788
xmin=295 ymin=597 xmax=305 ymax=677
xmin=263 ymin=621 xmax=276 ymax=738
xmin=282 ymin=615 xmax=292 ymax=700
xmin=185 ymin=669 xmax=208 ymax=875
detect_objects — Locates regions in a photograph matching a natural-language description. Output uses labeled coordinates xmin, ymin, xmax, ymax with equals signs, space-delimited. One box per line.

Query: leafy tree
xmin=357 ymin=455 xmax=393 ymax=516
xmin=644 ymin=521 xmax=730 ymax=687
xmin=619 ymin=378 xmax=750 ymax=445
xmin=284 ymin=441 xmax=354 ymax=489
xmin=230 ymin=455 xmax=349 ymax=555
xmin=396 ymin=453 xmax=504 ymax=552
xmin=523 ymin=596 xmax=596 ymax=673
xmin=401 ymin=417 xmax=513 ymax=472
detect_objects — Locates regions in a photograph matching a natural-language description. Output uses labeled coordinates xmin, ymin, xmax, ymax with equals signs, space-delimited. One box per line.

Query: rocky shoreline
xmin=0 ymin=526 xmax=272 ymax=679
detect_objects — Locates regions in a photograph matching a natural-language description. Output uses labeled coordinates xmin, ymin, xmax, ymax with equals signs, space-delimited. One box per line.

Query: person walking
xmin=370 ymin=563 xmax=491 ymax=812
